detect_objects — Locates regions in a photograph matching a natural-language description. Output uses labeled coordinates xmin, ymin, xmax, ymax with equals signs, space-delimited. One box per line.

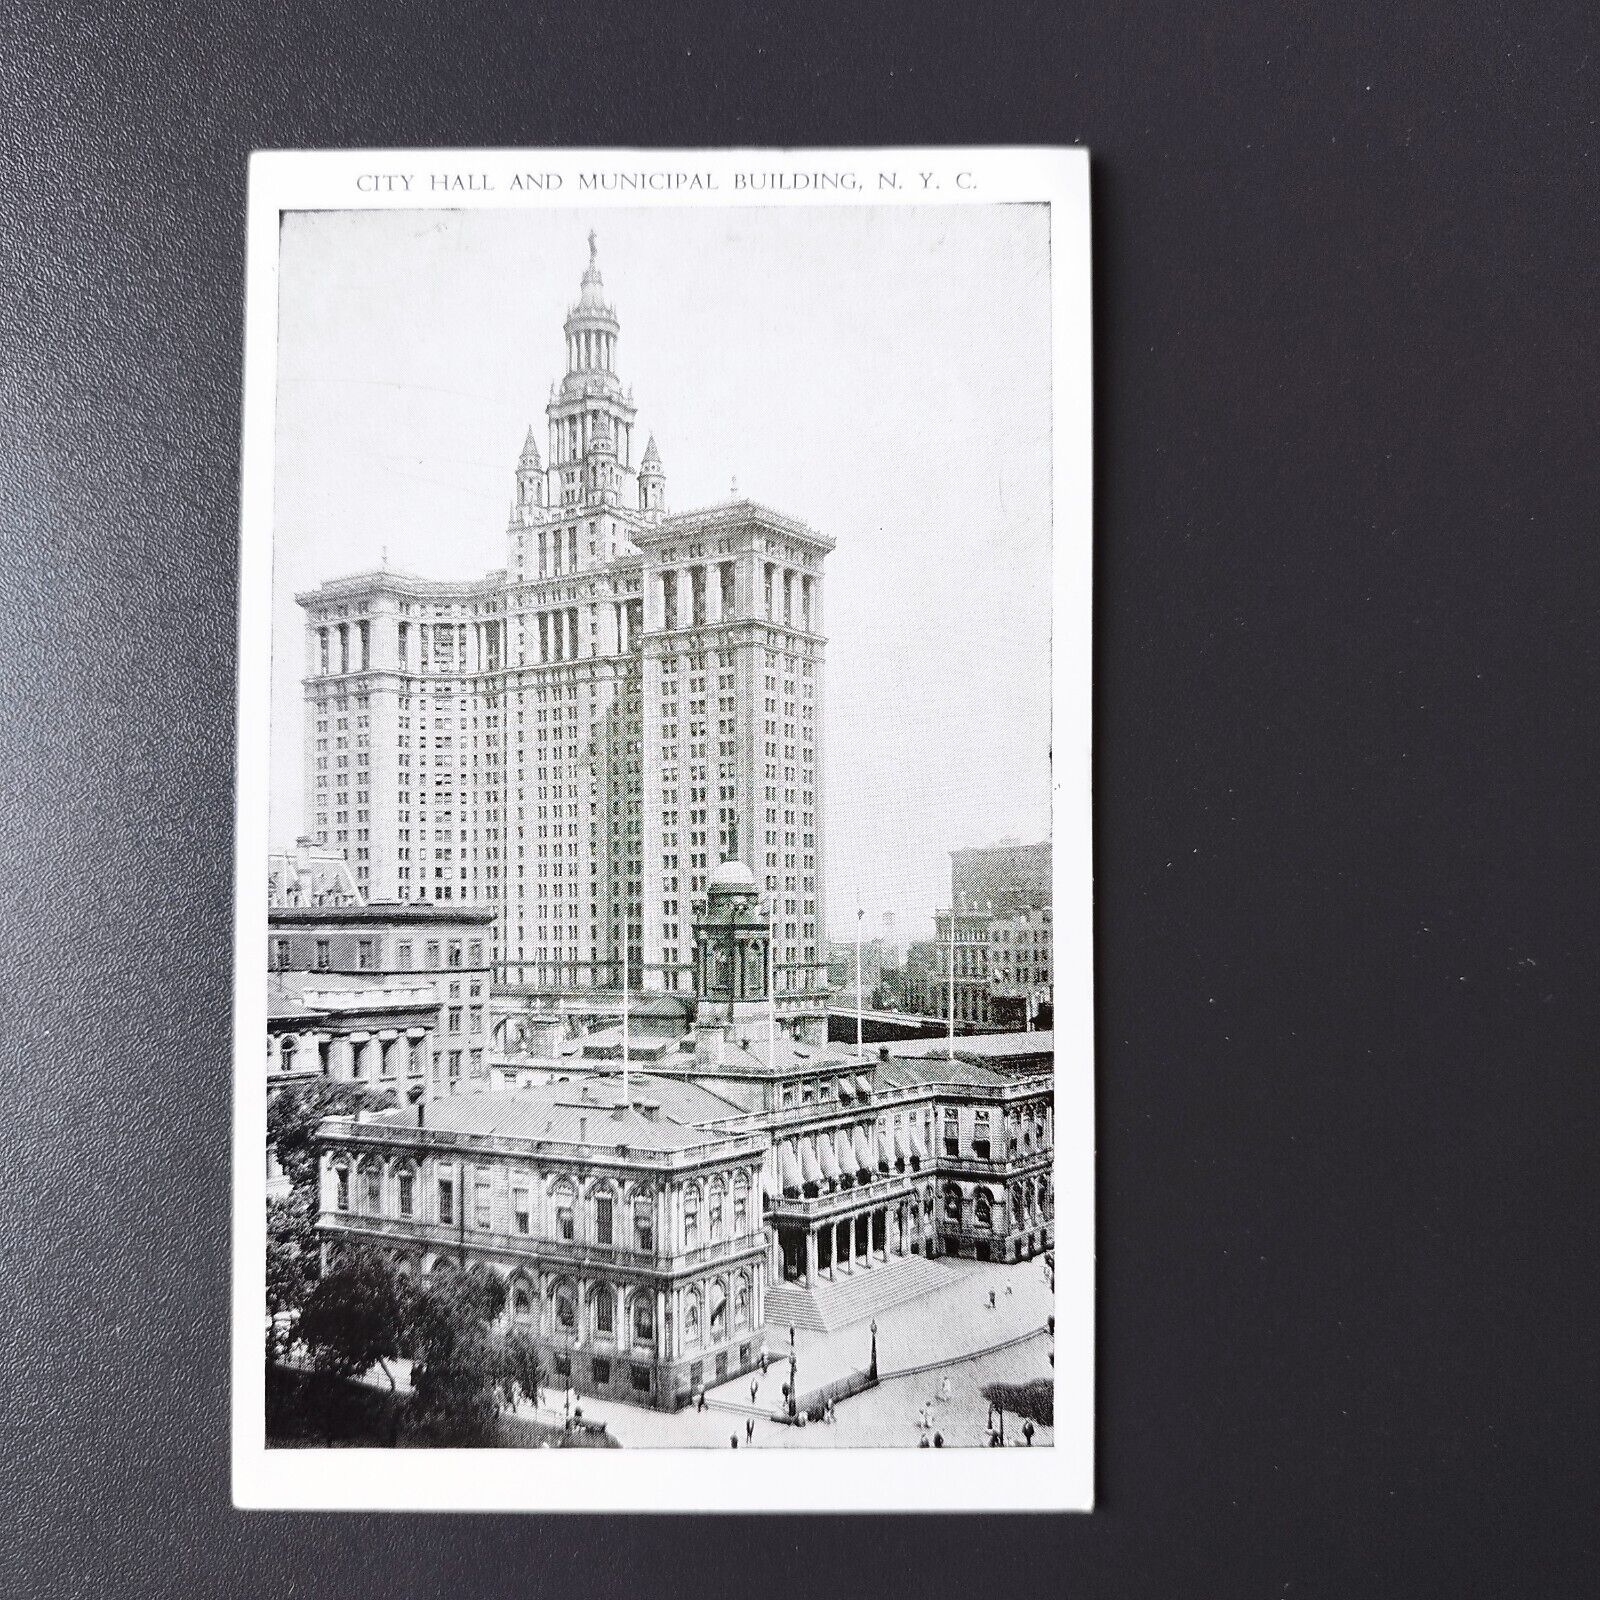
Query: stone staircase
xmin=765 ymin=1255 xmax=960 ymax=1335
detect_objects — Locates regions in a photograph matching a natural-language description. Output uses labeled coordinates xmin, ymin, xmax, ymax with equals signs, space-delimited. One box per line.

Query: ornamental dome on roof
xmin=707 ymin=858 xmax=757 ymax=893
xmin=640 ymin=433 xmax=662 ymax=472
xmin=518 ymin=425 xmax=542 ymax=467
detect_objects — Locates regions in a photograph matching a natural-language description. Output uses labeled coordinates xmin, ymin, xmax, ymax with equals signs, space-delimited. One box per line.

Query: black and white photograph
xmin=232 ymin=148 xmax=1092 ymax=1511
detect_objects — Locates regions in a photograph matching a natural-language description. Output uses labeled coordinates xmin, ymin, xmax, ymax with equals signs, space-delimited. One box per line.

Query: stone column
xmin=804 ymin=1228 xmax=817 ymax=1288
xmin=705 ymin=564 xmax=721 ymax=624
xmin=267 ymin=1034 xmax=281 ymax=1074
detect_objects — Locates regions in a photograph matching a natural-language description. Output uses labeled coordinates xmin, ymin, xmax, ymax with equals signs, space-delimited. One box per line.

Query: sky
xmin=271 ymin=204 xmax=1054 ymax=945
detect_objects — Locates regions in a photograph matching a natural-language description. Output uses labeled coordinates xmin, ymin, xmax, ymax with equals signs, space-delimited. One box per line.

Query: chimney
xmin=578 ymin=1114 xmax=588 ymax=1145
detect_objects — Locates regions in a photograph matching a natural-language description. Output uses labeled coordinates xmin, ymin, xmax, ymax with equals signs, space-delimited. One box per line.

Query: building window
xmin=396 ymin=942 xmax=412 ymax=969
xmin=449 ymin=1050 xmax=461 ymax=1080
xmin=943 ymin=1185 xmax=961 ymax=1224
xmin=555 ymin=1284 xmax=577 ymax=1331
xmin=438 ymin=1177 xmax=454 ymax=1225
xmin=474 ymin=1177 xmax=492 ymax=1229
xmin=591 ymin=1357 xmax=611 ymax=1387
xmin=734 ymin=1277 xmax=751 ymax=1331
xmin=709 ymin=1281 xmax=727 ymax=1343
xmin=557 ymin=1202 xmax=574 ymax=1241
xmin=972 ymin=1112 xmax=991 ymax=1161
xmin=708 ymin=1183 xmax=724 ymax=1241
xmin=943 ymin=1110 xmax=960 ymax=1157
xmin=733 ymin=1179 xmax=749 ymax=1234
xmin=974 ymin=1189 xmax=993 ymax=1230
xmin=315 ymin=940 xmax=330 ymax=972
xmin=363 ymin=1166 xmax=380 ymax=1212
xmin=408 ymin=1042 xmax=424 ymax=1077
xmin=684 ymin=1185 xmax=700 ymax=1248
xmin=448 ymin=941 xmax=463 ymax=967
xmin=513 ymin=1186 xmax=530 ymax=1234
xmin=594 ymin=1289 xmax=614 ymax=1336
xmin=595 ymin=1194 xmax=613 ymax=1245
xmin=632 ymin=1297 xmax=654 ymax=1346
xmin=334 ymin=1166 xmax=349 ymax=1210
xmin=469 ymin=940 xmax=483 ymax=966
xmin=357 ymin=938 xmax=374 ymax=970
xmin=631 ymin=1365 xmax=651 ymax=1394
xmin=426 ymin=941 xmax=441 ymax=968
xmin=272 ymin=938 xmax=290 ymax=970
xmin=511 ymin=1283 xmax=533 ymax=1327
xmin=397 ymin=1171 xmax=414 ymax=1217
xmin=634 ymin=1196 xmax=654 ymax=1252
xmin=553 ymin=1352 xmax=571 ymax=1379
xmin=684 ymin=1298 xmax=701 ymax=1348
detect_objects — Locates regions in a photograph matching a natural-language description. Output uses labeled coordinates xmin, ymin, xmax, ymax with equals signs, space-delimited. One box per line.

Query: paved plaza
xmin=510 ymin=1254 xmax=1057 ymax=1448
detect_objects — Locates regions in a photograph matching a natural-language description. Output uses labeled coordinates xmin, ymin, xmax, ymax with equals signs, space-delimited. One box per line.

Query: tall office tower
xmin=297 ymin=236 xmax=833 ymax=1032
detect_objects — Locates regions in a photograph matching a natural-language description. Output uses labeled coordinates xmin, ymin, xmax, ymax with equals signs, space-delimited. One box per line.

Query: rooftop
xmin=362 ymin=1074 xmax=752 ymax=1155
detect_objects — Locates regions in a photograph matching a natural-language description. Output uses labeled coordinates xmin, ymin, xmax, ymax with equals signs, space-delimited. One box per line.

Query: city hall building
xmin=295 ymin=236 xmax=832 ymax=1039
xmin=316 ymin=865 xmax=1054 ymax=1409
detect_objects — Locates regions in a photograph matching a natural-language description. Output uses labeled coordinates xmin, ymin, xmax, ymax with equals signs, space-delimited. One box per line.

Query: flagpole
xmin=855 ymin=901 xmax=864 ymax=1056
xmin=621 ymin=938 xmax=630 ymax=1105
xmin=946 ymin=911 xmax=956 ymax=1059
xmin=767 ymin=908 xmax=776 ymax=1073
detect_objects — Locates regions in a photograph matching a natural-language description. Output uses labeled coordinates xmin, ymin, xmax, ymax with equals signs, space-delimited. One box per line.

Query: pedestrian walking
xmin=919 ymin=1434 xmax=931 ymax=1448
xmin=696 ymin=1389 xmax=706 ymax=1413
xmin=933 ymin=1432 xmax=944 ymax=1448
xmin=1023 ymin=1419 xmax=1036 ymax=1446
xmin=750 ymin=1377 xmax=760 ymax=1406
xmin=1005 ymin=1283 xmax=1013 ymax=1296
xmin=731 ymin=1435 xmax=739 ymax=1449
xmin=761 ymin=1351 xmax=770 ymax=1376
xmin=746 ymin=1417 xmax=755 ymax=1444
xmin=988 ymin=1289 xmax=997 ymax=1309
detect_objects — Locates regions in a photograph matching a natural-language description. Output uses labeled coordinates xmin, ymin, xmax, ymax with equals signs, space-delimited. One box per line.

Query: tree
xmin=266 ymin=1196 xmax=316 ymax=1361
xmin=406 ymin=1266 xmax=540 ymax=1444
xmin=267 ymin=1078 xmax=396 ymax=1208
xmin=296 ymin=1247 xmax=410 ymax=1443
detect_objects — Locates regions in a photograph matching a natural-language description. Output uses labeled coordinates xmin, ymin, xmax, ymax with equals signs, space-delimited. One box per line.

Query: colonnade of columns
xmin=269 ymin=1028 xmax=426 ymax=1082
xmin=789 ymin=1199 xmax=928 ymax=1288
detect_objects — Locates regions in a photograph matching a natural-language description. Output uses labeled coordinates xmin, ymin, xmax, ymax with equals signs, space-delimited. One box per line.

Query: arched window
xmin=632 ymin=1292 xmax=654 ymax=1347
xmin=684 ymin=1182 xmax=701 ymax=1248
xmin=553 ymin=1180 xmax=576 ymax=1242
xmin=943 ymin=1184 xmax=962 ymax=1224
xmin=361 ymin=1161 xmax=382 ymax=1214
xmin=553 ymin=1280 xmax=577 ymax=1332
xmin=684 ymin=1291 xmax=702 ymax=1348
xmin=734 ymin=1273 xmax=751 ymax=1331
xmin=974 ymin=1188 xmax=993 ymax=1229
xmin=279 ymin=1035 xmax=297 ymax=1073
xmin=708 ymin=1178 xmax=725 ymax=1241
xmin=633 ymin=1187 xmax=655 ymax=1251
xmin=1013 ymin=1186 xmax=1026 ymax=1226
xmin=333 ymin=1161 xmax=350 ymax=1211
xmin=395 ymin=1163 xmax=416 ymax=1218
xmin=709 ymin=1279 xmax=727 ymax=1343
xmin=733 ymin=1174 xmax=750 ymax=1234
xmin=511 ymin=1281 xmax=534 ymax=1328
xmin=592 ymin=1183 xmax=615 ymax=1246
xmin=590 ymin=1284 xmax=615 ymax=1338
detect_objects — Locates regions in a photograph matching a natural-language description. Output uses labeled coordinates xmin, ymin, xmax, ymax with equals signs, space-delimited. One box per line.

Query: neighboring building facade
xmin=295 ymin=237 xmax=832 ymax=1036
xmin=269 ymin=903 xmax=496 ymax=1098
xmin=903 ymin=841 xmax=1054 ymax=1030
xmin=951 ymin=840 xmax=1052 ymax=916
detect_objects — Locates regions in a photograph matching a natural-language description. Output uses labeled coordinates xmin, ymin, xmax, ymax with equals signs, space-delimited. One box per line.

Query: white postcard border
xmin=232 ymin=145 xmax=1092 ymax=1512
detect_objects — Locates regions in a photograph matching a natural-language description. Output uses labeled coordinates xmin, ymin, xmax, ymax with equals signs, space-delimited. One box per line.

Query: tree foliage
xmin=296 ymin=1246 xmax=410 ymax=1390
xmin=266 ymin=1196 xmax=317 ymax=1360
xmin=405 ymin=1265 xmax=542 ymax=1444
xmin=267 ymin=1077 xmax=396 ymax=1205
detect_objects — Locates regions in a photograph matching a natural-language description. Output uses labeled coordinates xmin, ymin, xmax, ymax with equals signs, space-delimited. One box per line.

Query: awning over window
xmin=893 ymin=1124 xmax=910 ymax=1162
xmin=853 ymin=1126 xmax=875 ymax=1172
xmin=816 ymin=1137 xmax=840 ymax=1182
xmin=856 ymin=1075 xmax=873 ymax=1100
xmin=908 ymin=1122 xmax=928 ymax=1162
xmin=780 ymin=1145 xmax=802 ymax=1192
xmin=800 ymin=1142 xmax=824 ymax=1186
xmin=837 ymin=1077 xmax=855 ymax=1102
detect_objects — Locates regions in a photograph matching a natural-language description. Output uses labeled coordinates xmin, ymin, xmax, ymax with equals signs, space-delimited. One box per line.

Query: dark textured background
xmin=2 ymin=3 xmax=1597 ymax=1594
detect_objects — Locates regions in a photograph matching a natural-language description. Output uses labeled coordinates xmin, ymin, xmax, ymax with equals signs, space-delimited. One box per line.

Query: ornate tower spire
xmin=515 ymin=423 xmax=544 ymax=520
xmin=638 ymin=432 xmax=666 ymax=513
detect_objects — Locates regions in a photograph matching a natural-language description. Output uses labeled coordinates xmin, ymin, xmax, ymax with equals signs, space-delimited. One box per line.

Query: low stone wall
xmin=787 ymin=1366 xmax=878 ymax=1423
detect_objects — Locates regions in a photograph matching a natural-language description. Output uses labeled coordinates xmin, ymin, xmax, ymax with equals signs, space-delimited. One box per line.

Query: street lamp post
xmin=869 ymin=1317 xmax=878 ymax=1381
